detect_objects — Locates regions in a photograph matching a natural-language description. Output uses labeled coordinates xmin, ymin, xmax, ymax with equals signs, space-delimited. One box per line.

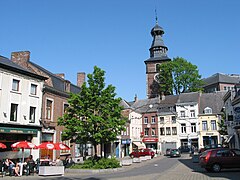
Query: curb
xmin=65 ymin=155 xmax=164 ymax=175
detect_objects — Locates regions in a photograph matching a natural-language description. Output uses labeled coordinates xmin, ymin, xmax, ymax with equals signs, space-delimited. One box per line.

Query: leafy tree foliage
xmin=156 ymin=57 xmax=204 ymax=95
xmin=218 ymin=112 xmax=228 ymax=136
xmin=58 ymin=66 xmax=126 ymax=157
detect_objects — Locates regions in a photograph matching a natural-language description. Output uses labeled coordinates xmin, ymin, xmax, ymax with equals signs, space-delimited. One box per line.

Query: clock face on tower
xmin=154 ymin=73 xmax=160 ymax=83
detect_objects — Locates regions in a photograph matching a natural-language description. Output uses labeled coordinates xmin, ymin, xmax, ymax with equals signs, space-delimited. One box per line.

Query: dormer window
xmin=204 ymin=107 xmax=212 ymax=114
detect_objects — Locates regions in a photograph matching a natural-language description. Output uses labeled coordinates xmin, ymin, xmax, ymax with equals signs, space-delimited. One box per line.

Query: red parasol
xmin=37 ymin=142 xmax=55 ymax=150
xmin=0 ymin=142 xmax=7 ymax=149
xmin=54 ymin=142 xmax=70 ymax=150
xmin=11 ymin=141 xmax=37 ymax=149
xmin=11 ymin=141 xmax=37 ymax=164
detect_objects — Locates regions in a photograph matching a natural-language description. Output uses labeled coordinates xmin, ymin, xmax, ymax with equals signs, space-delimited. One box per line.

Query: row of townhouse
xmin=120 ymin=91 xmax=226 ymax=157
xmin=0 ymin=51 xmax=86 ymax=161
xmin=223 ymin=85 xmax=240 ymax=149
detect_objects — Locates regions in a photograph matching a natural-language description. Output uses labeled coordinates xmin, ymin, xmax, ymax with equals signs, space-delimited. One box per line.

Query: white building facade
xmin=0 ymin=56 xmax=46 ymax=160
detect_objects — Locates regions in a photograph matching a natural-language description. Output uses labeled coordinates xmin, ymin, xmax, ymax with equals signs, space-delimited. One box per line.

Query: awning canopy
xmin=133 ymin=142 xmax=146 ymax=149
xmin=226 ymin=135 xmax=234 ymax=143
xmin=0 ymin=127 xmax=38 ymax=136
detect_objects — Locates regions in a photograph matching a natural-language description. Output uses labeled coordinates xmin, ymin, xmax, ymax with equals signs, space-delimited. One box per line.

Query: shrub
xmin=70 ymin=157 xmax=121 ymax=169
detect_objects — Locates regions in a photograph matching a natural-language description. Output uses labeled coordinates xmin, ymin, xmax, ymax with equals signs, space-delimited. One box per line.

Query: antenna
xmin=155 ymin=7 xmax=158 ymax=24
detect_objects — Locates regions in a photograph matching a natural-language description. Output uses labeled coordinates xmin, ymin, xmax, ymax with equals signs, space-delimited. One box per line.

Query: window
xmin=12 ymin=79 xmax=20 ymax=91
xmin=151 ymin=116 xmax=156 ymax=124
xmin=180 ymin=111 xmax=185 ymax=117
xmin=29 ymin=106 xmax=36 ymax=123
xmin=30 ymin=84 xmax=37 ymax=95
xmin=160 ymin=117 xmax=164 ymax=124
xmin=171 ymin=116 xmax=176 ymax=123
xmin=191 ymin=123 xmax=196 ymax=132
xmin=10 ymin=103 xmax=18 ymax=121
xmin=46 ymin=99 xmax=53 ymax=120
xmin=190 ymin=110 xmax=195 ymax=117
xmin=166 ymin=127 xmax=171 ymax=135
xmin=181 ymin=124 xmax=186 ymax=133
xmin=202 ymin=121 xmax=208 ymax=130
xmin=151 ymin=128 xmax=156 ymax=136
xmin=144 ymin=128 xmax=149 ymax=136
xmin=204 ymin=107 xmax=212 ymax=114
xmin=63 ymin=103 xmax=69 ymax=114
xmin=144 ymin=117 xmax=148 ymax=124
xmin=211 ymin=120 xmax=217 ymax=130
xmin=160 ymin=127 xmax=165 ymax=135
xmin=172 ymin=127 xmax=177 ymax=135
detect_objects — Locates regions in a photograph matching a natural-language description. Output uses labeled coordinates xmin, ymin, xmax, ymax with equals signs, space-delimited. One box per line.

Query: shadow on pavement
xmin=178 ymin=157 xmax=240 ymax=180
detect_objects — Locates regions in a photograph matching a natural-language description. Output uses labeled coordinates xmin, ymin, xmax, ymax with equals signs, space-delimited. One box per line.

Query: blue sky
xmin=1 ymin=0 xmax=240 ymax=101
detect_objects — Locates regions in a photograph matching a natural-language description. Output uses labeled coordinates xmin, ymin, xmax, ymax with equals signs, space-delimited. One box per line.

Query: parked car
xmin=199 ymin=148 xmax=240 ymax=172
xmin=170 ymin=149 xmax=181 ymax=158
xmin=130 ymin=148 xmax=155 ymax=158
xmin=198 ymin=144 xmax=223 ymax=155
xmin=165 ymin=148 xmax=171 ymax=156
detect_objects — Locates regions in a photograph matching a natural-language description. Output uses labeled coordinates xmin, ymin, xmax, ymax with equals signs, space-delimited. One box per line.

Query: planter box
xmin=140 ymin=156 xmax=147 ymax=161
xmin=121 ymin=159 xmax=132 ymax=166
xmin=39 ymin=166 xmax=64 ymax=176
xmin=145 ymin=155 xmax=151 ymax=160
xmin=132 ymin=157 xmax=141 ymax=163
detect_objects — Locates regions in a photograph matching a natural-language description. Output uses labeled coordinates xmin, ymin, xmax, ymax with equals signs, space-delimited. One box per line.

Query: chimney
xmin=11 ymin=51 xmax=30 ymax=68
xmin=134 ymin=94 xmax=138 ymax=102
xmin=77 ymin=72 xmax=85 ymax=87
xmin=160 ymin=92 xmax=165 ymax=100
xmin=55 ymin=73 xmax=65 ymax=79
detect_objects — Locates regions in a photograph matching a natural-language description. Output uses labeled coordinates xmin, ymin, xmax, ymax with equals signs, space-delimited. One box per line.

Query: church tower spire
xmin=144 ymin=14 xmax=171 ymax=98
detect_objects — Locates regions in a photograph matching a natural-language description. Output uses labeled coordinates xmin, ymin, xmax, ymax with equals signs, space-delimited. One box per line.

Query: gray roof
xmin=0 ymin=55 xmax=47 ymax=80
xmin=120 ymin=99 xmax=131 ymax=109
xmin=130 ymin=97 xmax=160 ymax=113
xmin=29 ymin=61 xmax=81 ymax=94
xmin=203 ymin=73 xmax=240 ymax=86
xmin=177 ymin=92 xmax=199 ymax=104
xmin=199 ymin=92 xmax=226 ymax=114
xmin=144 ymin=56 xmax=171 ymax=63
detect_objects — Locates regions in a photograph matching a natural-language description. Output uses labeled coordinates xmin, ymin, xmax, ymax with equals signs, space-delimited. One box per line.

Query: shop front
xmin=0 ymin=125 xmax=40 ymax=160
xmin=121 ymin=139 xmax=131 ymax=157
xmin=142 ymin=137 xmax=158 ymax=152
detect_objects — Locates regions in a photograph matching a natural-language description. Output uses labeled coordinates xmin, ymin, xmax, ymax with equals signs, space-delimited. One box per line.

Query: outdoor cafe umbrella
xmin=11 ymin=141 xmax=37 ymax=163
xmin=54 ymin=142 xmax=70 ymax=150
xmin=0 ymin=142 xmax=7 ymax=149
xmin=37 ymin=142 xmax=55 ymax=150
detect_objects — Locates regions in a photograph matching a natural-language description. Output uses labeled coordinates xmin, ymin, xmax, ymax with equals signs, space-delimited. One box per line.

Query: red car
xmin=130 ymin=148 xmax=155 ymax=158
xmin=199 ymin=148 xmax=240 ymax=172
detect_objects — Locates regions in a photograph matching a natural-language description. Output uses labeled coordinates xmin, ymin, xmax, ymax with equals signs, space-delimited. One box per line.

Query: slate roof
xmin=130 ymin=97 xmax=160 ymax=113
xmin=177 ymin=92 xmax=199 ymax=104
xmin=29 ymin=61 xmax=81 ymax=94
xmin=203 ymin=73 xmax=240 ymax=86
xmin=0 ymin=55 xmax=47 ymax=80
xmin=144 ymin=56 xmax=171 ymax=63
xmin=199 ymin=92 xmax=226 ymax=114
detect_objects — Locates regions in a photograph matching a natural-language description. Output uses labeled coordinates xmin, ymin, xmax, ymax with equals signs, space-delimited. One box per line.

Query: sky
xmin=1 ymin=0 xmax=240 ymax=102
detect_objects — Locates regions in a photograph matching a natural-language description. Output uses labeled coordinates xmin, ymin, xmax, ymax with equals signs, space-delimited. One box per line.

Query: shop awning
xmin=0 ymin=127 xmax=38 ymax=136
xmin=133 ymin=142 xmax=146 ymax=149
xmin=226 ymin=135 xmax=234 ymax=143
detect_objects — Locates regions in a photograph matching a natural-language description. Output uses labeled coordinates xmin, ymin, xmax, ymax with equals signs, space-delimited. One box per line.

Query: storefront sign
xmin=0 ymin=127 xmax=38 ymax=136
xmin=121 ymin=139 xmax=131 ymax=144
xmin=142 ymin=138 xmax=158 ymax=142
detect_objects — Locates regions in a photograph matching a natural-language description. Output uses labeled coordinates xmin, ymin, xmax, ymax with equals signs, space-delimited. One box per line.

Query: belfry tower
xmin=144 ymin=16 xmax=171 ymax=98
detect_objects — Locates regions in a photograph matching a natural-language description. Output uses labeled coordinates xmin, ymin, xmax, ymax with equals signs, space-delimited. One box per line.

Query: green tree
xmin=58 ymin=66 xmax=126 ymax=158
xmin=156 ymin=62 xmax=174 ymax=95
xmin=218 ymin=112 xmax=228 ymax=136
xmin=156 ymin=57 xmax=204 ymax=95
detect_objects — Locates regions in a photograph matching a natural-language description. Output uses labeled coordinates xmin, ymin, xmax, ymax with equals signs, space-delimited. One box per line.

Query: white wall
xmin=0 ymin=68 xmax=44 ymax=160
